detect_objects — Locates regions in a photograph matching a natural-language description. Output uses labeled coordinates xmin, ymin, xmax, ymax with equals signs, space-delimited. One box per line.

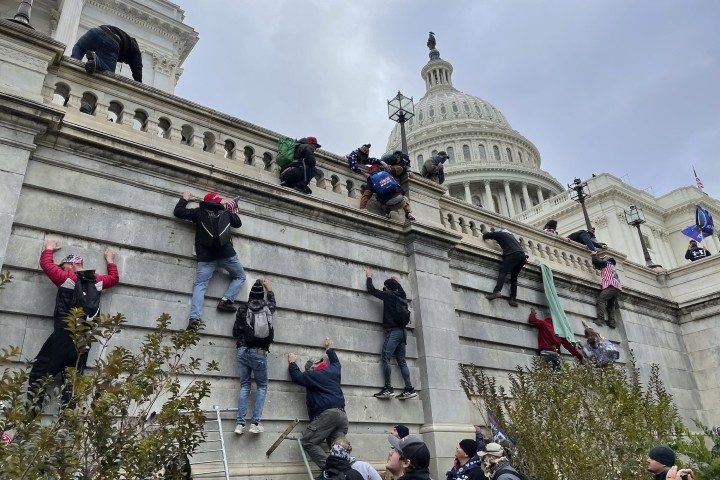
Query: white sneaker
xmin=233 ymin=424 xmax=244 ymax=435
xmin=249 ymin=423 xmax=264 ymax=434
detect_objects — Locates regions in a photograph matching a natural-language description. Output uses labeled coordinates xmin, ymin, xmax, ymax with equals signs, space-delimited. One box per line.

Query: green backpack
xmin=276 ymin=136 xmax=300 ymax=168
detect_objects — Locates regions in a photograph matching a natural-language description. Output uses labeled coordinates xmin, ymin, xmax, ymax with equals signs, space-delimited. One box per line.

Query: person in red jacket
xmin=527 ymin=308 xmax=583 ymax=369
xmin=28 ymin=239 xmax=119 ymax=409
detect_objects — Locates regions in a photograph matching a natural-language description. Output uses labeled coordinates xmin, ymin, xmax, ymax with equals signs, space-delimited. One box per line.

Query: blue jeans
xmin=71 ymin=27 xmax=119 ymax=73
xmin=381 ymin=329 xmax=412 ymax=390
xmin=189 ymin=255 xmax=246 ymax=319
xmin=236 ymin=347 xmax=268 ymax=425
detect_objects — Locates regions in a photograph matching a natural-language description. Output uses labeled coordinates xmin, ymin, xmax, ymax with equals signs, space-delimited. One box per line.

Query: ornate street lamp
xmin=624 ymin=205 xmax=661 ymax=268
xmin=387 ymin=91 xmax=415 ymax=155
xmin=7 ymin=0 xmax=34 ymax=28
xmin=568 ymin=177 xmax=592 ymax=231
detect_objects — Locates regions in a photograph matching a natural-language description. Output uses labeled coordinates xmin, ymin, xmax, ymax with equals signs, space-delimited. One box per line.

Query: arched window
xmin=493 ymin=145 xmax=501 ymax=162
xmin=475 ymin=103 xmax=482 ymax=116
xmin=462 ymin=144 xmax=471 ymax=162
xmin=418 ymin=111 xmax=424 ymax=121
xmin=107 ymin=101 xmax=123 ymax=123
xmin=518 ymin=151 xmax=523 ymax=163
xmin=429 ymin=106 xmax=435 ymax=117
xmin=452 ymin=103 xmax=459 ymax=113
xmin=52 ymin=83 xmax=70 ymax=106
xmin=440 ymin=104 xmax=447 ymax=115
xmin=203 ymin=132 xmax=216 ymax=152
xmin=485 ymin=105 xmax=493 ymax=118
xmin=224 ymin=140 xmax=236 ymax=159
xmin=244 ymin=146 xmax=254 ymax=165
xmin=446 ymin=146 xmax=454 ymax=163
xmin=431 ymin=149 xmax=438 ymax=157
xmin=157 ymin=117 xmax=171 ymax=138
xmin=463 ymin=102 xmax=470 ymax=113
xmin=506 ymin=148 xmax=513 ymax=162
xmin=478 ymin=144 xmax=487 ymax=161
xmin=262 ymin=152 xmax=273 ymax=170
xmin=80 ymin=92 xmax=97 ymax=115
xmin=132 ymin=110 xmax=148 ymax=131
xmin=180 ymin=125 xmax=194 ymax=145
xmin=417 ymin=154 xmax=424 ymax=170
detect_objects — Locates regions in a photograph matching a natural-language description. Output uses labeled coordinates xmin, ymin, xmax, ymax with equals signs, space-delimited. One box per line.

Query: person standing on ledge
xmin=420 ymin=151 xmax=448 ymax=184
xmin=482 ymin=228 xmax=528 ymax=307
xmin=685 ymin=239 xmax=711 ymax=261
xmin=591 ymin=254 xmax=621 ymax=329
xmin=71 ymin=25 xmax=143 ymax=82
xmin=288 ymin=337 xmax=348 ymax=472
xmin=173 ymin=191 xmax=246 ymax=329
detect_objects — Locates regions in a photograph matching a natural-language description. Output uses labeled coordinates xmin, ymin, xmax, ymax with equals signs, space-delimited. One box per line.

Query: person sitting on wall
xmin=528 ymin=308 xmax=584 ymax=369
xmin=482 ymin=228 xmax=528 ymax=307
xmin=173 ymin=191 xmax=246 ymax=329
xmin=346 ymin=143 xmax=375 ymax=174
xmin=363 ymin=164 xmax=416 ymax=221
xmin=543 ymin=219 xmax=558 ymax=236
xmin=581 ymin=321 xmax=619 ymax=367
xmin=280 ymin=136 xmax=321 ymax=195
xmin=71 ymin=25 xmax=143 ymax=82
xmin=446 ymin=439 xmax=485 ymax=480
xmin=364 ymin=268 xmax=417 ymax=400
xmin=567 ymin=227 xmax=606 ymax=254
xmin=380 ymin=150 xmax=410 ymax=178
xmin=232 ymin=278 xmax=276 ymax=435
xmin=28 ymin=239 xmax=119 ymax=410
xmin=685 ymin=240 xmax=711 ymax=262
xmin=591 ymin=254 xmax=622 ymax=329
xmin=420 ymin=151 xmax=449 ymax=185
xmin=288 ymin=337 xmax=348 ymax=472
xmin=386 ymin=434 xmax=431 ymax=480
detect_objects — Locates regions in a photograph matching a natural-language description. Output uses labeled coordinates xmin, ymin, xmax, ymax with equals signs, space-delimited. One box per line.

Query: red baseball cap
xmin=306 ymin=136 xmax=321 ymax=148
xmin=203 ymin=192 xmax=223 ymax=203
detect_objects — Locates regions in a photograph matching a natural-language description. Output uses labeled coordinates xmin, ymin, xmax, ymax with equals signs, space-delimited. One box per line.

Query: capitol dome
xmin=388 ymin=34 xmax=564 ymax=216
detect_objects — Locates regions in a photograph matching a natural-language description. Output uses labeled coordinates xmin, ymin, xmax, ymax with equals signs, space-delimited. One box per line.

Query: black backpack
xmin=197 ymin=208 xmax=232 ymax=247
xmin=73 ymin=270 xmax=101 ymax=319
xmin=388 ymin=295 xmax=411 ymax=327
xmin=494 ymin=465 xmax=529 ymax=480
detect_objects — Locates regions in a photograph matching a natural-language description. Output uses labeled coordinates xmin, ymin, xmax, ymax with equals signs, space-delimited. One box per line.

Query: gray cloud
xmin=177 ymin=0 xmax=720 ymax=200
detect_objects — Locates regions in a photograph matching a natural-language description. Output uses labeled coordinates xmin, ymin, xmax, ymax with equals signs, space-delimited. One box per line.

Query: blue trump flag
xmin=682 ymin=225 xmax=704 ymax=242
xmin=696 ymin=205 xmax=714 ymax=236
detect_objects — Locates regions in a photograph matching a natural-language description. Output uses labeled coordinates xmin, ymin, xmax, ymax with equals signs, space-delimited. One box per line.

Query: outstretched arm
xmin=96 ymin=248 xmax=119 ymax=289
xmin=39 ymin=240 xmax=72 ymax=287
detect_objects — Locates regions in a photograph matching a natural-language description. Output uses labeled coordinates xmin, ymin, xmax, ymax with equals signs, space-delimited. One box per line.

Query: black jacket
xmin=323 ymin=455 xmax=364 ymax=480
xmin=482 ymin=231 xmax=524 ymax=256
xmin=289 ymin=348 xmax=345 ymax=420
xmin=291 ymin=143 xmax=317 ymax=169
xmin=398 ymin=468 xmax=431 ymax=480
xmin=686 ymin=246 xmax=711 ymax=261
xmin=446 ymin=456 xmax=485 ymax=480
xmin=366 ymin=278 xmax=407 ymax=329
xmin=99 ymin=25 xmax=143 ymax=82
xmin=173 ymin=199 xmax=242 ymax=262
xmin=654 ymin=470 xmax=670 ymax=480
xmin=233 ymin=292 xmax=277 ymax=350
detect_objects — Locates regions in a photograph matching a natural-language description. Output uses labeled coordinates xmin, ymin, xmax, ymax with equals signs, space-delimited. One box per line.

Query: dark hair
xmin=544 ymin=220 xmax=558 ymax=230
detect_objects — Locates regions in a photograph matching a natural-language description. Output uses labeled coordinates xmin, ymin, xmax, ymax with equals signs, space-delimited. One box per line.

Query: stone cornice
xmin=0 ymin=19 xmax=65 ymax=63
xmin=444 ymin=163 xmax=564 ymax=192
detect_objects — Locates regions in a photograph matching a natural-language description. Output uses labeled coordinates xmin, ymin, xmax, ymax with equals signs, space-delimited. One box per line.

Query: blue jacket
xmin=289 ymin=348 xmax=345 ymax=420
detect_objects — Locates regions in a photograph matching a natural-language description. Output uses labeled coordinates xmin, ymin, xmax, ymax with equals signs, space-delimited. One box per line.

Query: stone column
xmin=404 ymin=228 xmax=469 ymax=479
xmin=0 ymin=97 xmax=63 ymax=269
xmin=521 ymin=183 xmax=531 ymax=210
xmin=463 ymin=182 xmax=472 ymax=203
xmin=483 ymin=181 xmax=493 ymax=210
xmin=537 ymin=187 xmax=545 ymax=203
xmin=54 ymin=0 xmax=86 ymax=55
xmin=504 ymin=181 xmax=516 ymax=217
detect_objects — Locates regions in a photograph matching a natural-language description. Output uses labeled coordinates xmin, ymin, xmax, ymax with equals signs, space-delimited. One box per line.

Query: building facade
xmin=0 ymin=11 xmax=719 ymax=480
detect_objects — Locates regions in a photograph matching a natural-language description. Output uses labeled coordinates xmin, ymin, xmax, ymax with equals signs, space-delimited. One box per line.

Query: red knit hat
xmin=203 ymin=192 xmax=223 ymax=203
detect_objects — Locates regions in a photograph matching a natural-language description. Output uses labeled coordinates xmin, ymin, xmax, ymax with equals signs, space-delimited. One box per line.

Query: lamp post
xmin=7 ymin=0 xmax=34 ymax=28
xmin=568 ymin=177 xmax=592 ymax=231
xmin=387 ymin=91 xmax=415 ymax=155
xmin=624 ymin=205 xmax=661 ymax=268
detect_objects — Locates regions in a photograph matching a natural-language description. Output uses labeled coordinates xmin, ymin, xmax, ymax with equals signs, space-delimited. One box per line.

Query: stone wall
xmin=0 ymin=20 xmax=718 ymax=479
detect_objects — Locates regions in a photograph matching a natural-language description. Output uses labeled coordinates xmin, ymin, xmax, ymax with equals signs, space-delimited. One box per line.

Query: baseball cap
xmin=479 ymin=442 xmax=504 ymax=458
xmin=203 ymin=192 xmax=223 ymax=203
xmin=58 ymin=254 xmax=83 ymax=267
xmin=306 ymin=136 xmax=321 ymax=148
xmin=387 ymin=434 xmax=430 ymax=469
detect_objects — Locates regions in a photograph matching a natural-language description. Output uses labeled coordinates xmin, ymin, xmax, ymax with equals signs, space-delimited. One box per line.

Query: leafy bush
xmin=460 ymin=359 xmax=686 ymax=480
xmin=0 ymin=294 xmax=217 ymax=479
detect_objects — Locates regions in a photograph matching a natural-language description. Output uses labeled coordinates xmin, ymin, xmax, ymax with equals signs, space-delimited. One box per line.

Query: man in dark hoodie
xmin=567 ymin=227 xmax=606 ymax=254
xmin=173 ymin=192 xmax=245 ymax=329
xmin=322 ymin=438 xmax=365 ymax=480
xmin=232 ymin=278 xmax=276 ymax=435
xmin=280 ymin=136 xmax=321 ymax=194
xmin=482 ymin=228 xmax=528 ymax=307
xmin=446 ymin=439 xmax=484 ymax=480
xmin=365 ymin=268 xmax=417 ymax=400
xmin=289 ymin=337 xmax=348 ymax=471
xmin=71 ymin=25 xmax=143 ymax=82
xmin=420 ymin=151 xmax=448 ymax=184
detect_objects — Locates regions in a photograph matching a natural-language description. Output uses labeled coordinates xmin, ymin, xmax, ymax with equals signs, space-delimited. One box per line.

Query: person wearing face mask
xmin=478 ymin=443 xmax=524 ymax=480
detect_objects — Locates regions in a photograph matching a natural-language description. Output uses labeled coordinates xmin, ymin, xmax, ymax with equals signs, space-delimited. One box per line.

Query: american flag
xmin=693 ymin=167 xmax=704 ymax=190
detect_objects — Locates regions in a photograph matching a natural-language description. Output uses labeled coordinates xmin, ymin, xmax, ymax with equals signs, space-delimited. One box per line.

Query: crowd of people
xmin=27 ymin=27 xmax=707 ymax=480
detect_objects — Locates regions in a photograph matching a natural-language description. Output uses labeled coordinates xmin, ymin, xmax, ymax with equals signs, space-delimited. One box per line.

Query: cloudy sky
xmin=176 ymin=1 xmax=720 ymax=200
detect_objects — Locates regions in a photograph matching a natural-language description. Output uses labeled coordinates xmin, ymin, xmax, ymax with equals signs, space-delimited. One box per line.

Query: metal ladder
xmin=190 ymin=405 xmax=232 ymax=480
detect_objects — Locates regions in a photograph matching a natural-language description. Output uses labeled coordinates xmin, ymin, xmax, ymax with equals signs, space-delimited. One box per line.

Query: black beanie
xmin=648 ymin=445 xmax=675 ymax=467
xmin=384 ymin=278 xmax=401 ymax=292
xmin=248 ymin=280 xmax=264 ymax=300
xmin=459 ymin=439 xmax=478 ymax=458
